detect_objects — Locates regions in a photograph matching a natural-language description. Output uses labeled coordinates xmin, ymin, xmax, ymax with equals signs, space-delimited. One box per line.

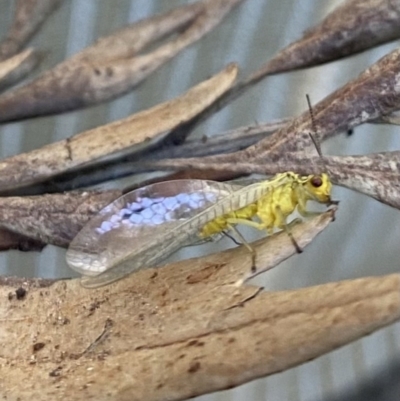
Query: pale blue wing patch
xmin=66 ymin=179 xmax=240 ymax=278
xmin=94 ymin=192 xmax=215 ymax=235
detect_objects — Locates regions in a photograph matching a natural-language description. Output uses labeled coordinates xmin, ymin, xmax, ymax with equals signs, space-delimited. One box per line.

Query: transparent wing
xmin=66 ymin=179 xmax=241 ymax=278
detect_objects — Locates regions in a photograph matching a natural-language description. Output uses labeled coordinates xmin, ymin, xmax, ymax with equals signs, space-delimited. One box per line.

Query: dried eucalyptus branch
xmin=0 ymin=215 xmax=398 ymax=400
xmin=3 ymin=147 xmax=399 ymax=249
xmin=0 ymin=0 xmax=244 ymax=123
xmin=0 ymin=0 xmax=64 ymax=61
xmin=4 ymin=44 xmax=399 ymax=200
xmin=150 ymin=119 xmax=287 ymax=159
xmin=1 ymin=3 xmax=398 ymax=196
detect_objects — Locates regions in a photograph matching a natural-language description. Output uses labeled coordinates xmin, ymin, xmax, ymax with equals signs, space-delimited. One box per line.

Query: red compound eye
xmin=311 ymin=176 xmax=323 ymax=187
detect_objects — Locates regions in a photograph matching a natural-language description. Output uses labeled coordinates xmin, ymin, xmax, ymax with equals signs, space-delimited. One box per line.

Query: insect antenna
xmin=306 ymin=94 xmax=323 ymax=158
xmin=306 ymin=94 xmax=339 ymax=207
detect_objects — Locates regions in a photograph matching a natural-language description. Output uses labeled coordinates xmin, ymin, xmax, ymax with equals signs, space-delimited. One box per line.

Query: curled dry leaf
xmin=0 ymin=190 xmax=121 ymax=248
xmin=0 ymin=0 xmax=64 ymax=61
xmin=0 ymin=0 xmax=244 ymax=123
xmin=0 ymin=212 xmax=398 ymax=401
xmin=0 ymin=48 xmax=42 ymax=91
xmin=0 ymin=63 xmax=238 ymax=194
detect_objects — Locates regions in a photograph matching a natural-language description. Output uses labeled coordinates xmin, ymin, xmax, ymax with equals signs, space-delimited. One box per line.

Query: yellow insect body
xmin=200 ymin=172 xmax=332 ymax=239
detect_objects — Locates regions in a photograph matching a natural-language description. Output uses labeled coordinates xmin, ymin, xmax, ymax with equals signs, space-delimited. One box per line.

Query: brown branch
xmin=1 ymin=5 xmax=398 ymax=197
xmin=160 ymin=47 xmax=400 ymax=192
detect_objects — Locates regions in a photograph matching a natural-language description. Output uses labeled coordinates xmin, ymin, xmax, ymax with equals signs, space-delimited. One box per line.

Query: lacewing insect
xmin=66 ymin=172 xmax=332 ymax=288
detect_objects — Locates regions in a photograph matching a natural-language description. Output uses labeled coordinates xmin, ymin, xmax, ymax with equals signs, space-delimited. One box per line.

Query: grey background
xmin=0 ymin=1 xmax=399 ymax=400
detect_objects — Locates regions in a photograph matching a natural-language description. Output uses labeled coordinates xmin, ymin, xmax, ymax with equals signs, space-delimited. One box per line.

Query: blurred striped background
xmin=0 ymin=1 xmax=399 ymax=400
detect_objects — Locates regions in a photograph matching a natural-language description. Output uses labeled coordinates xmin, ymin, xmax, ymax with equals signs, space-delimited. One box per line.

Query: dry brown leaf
xmin=0 ymin=0 xmax=64 ymax=60
xmin=236 ymin=47 xmax=400 ymax=157
xmin=253 ymin=0 xmax=400 ymax=77
xmin=0 ymin=211 xmax=398 ymax=400
xmin=0 ymin=63 xmax=238 ymax=193
xmin=0 ymin=0 xmax=244 ymax=123
xmin=325 ymin=153 xmax=400 ymax=208
xmin=46 ymin=118 xmax=287 ymax=192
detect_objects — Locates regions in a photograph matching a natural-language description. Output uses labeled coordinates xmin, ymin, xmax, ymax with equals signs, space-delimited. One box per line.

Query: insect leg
xmin=222 ymin=230 xmax=242 ymax=246
xmin=275 ymin=205 xmax=303 ymax=253
xmin=226 ymin=223 xmax=258 ymax=272
xmin=226 ymin=218 xmax=270 ymax=273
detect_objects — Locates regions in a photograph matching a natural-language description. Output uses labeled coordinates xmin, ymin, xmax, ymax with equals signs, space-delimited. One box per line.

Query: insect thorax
xmin=198 ymin=172 xmax=332 ymax=239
